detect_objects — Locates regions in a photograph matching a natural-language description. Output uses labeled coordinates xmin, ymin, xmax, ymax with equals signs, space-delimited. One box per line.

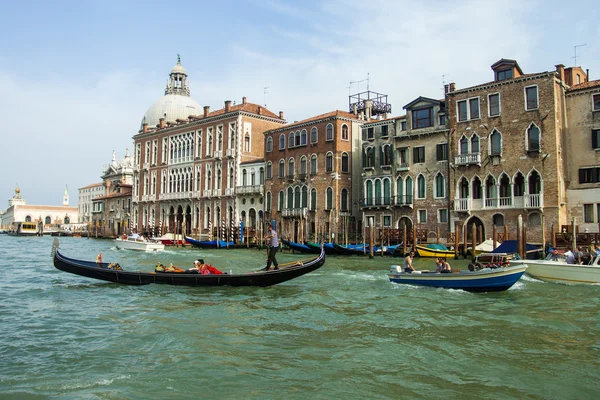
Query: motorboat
xmin=511 ymin=251 xmax=600 ymax=285
xmin=114 ymin=234 xmax=165 ymax=252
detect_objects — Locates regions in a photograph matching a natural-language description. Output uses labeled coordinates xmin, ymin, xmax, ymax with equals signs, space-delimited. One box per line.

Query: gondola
xmin=185 ymin=236 xmax=235 ymax=249
xmin=282 ymin=239 xmax=320 ymax=254
xmin=51 ymin=239 xmax=325 ymax=287
xmin=305 ymin=241 xmax=338 ymax=255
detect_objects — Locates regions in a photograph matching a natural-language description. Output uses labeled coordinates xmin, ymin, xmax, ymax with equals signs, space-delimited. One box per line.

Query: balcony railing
xmin=454 ymin=197 xmax=471 ymax=212
xmin=453 ymin=193 xmax=543 ymax=211
xmin=213 ymin=150 xmax=222 ymax=159
xmin=282 ymin=207 xmax=308 ymax=217
xmin=213 ymin=189 xmax=222 ymax=197
xmin=158 ymin=192 xmax=192 ymax=200
xmin=286 ymin=173 xmax=295 ymax=182
xmin=526 ymin=193 xmax=542 ymax=208
xmin=143 ymin=162 xmax=150 ymax=170
xmin=394 ymin=195 xmax=413 ymax=206
xmin=359 ymin=197 xmax=394 ymax=207
xmin=203 ymin=190 xmax=212 ymax=198
xmin=297 ymin=173 xmax=307 ymax=181
xmin=397 ymin=162 xmax=409 ymax=172
xmin=454 ymin=153 xmax=481 ymax=166
xmin=226 ymin=148 xmax=235 ymax=158
xmin=236 ymin=184 xmax=263 ymax=194
xmin=225 ymin=188 xmax=234 ymax=196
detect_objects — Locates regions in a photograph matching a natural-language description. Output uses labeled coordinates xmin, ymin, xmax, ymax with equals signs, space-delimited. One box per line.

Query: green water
xmin=1 ymin=235 xmax=598 ymax=399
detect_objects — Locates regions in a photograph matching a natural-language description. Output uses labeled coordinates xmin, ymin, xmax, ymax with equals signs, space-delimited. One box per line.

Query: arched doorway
xmin=169 ymin=206 xmax=176 ymax=233
xmin=176 ymin=205 xmax=184 ymax=235
xmin=466 ymin=216 xmax=484 ymax=243
xmin=184 ymin=205 xmax=191 ymax=235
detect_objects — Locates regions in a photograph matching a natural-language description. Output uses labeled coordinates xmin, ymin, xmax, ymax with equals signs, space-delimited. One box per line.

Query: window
xmin=584 ymin=204 xmax=594 ymax=223
xmin=266 ymin=162 xmax=272 ymax=179
xmin=397 ymin=148 xmax=409 ymax=167
xmin=279 ymin=134 xmax=286 ymax=150
xmin=341 ymin=189 xmax=348 ymax=211
xmin=493 ymin=213 xmax=505 ymax=226
xmin=363 ymin=147 xmax=375 ymax=168
xmin=457 ymin=97 xmax=480 ymax=121
xmin=266 ymin=192 xmax=271 ymax=212
xmin=288 ymin=132 xmax=295 ymax=148
xmin=364 ymin=127 xmax=374 ymax=140
xmin=278 ymin=191 xmax=284 ymax=211
xmin=278 ymin=160 xmax=285 ymax=178
xmin=266 ymin=137 xmax=273 ymax=152
xmin=592 ymin=129 xmax=600 ymax=149
xmin=418 ymin=210 xmax=427 ymax=224
xmin=381 ymin=144 xmax=393 ymax=166
xmin=412 ymin=107 xmax=433 ymax=129
xmin=401 ymin=121 xmax=407 ymax=131
xmin=471 ymin=135 xmax=480 ymax=154
xmin=459 ymin=136 xmax=469 ymax=155
xmin=326 ymin=187 xmax=333 ymax=210
xmin=435 ymin=173 xmax=445 ymax=198
xmin=300 ymin=129 xmax=307 ymax=146
xmin=417 ymin=175 xmax=426 ymax=199
xmin=436 ymin=143 xmax=448 ymax=161
xmin=593 ymin=94 xmax=600 ymax=111
xmin=579 ymin=167 xmax=600 ymax=184
xmin=302 ymin=186 xmax=308 ymax=207
xmin=439 ymin=114 xmax=446 ymax=126
xmin=527 ymin=124 xmax=540 ymax=152
xmin=300 ymin=156 xmax=307 ymax=175
xmin=438 ymin=209 xmax=448 ymax=223
xmin=490 ymin=130 xmax=502 ymax=155
xmin=413 ymin=146 xmax=425 ymax=163
xmin=310 ymin=127 xmax=318 ymax=144
xmin=489 ymin=93 xmax=500 ymax=117
xmin=381 ymin=125 xmax=388 ymax=137
xmin=310 ymin=155 xmax=318 ymax=174
xmin=342 ymin=125 xmax=349 ymax=140
xmin=326 ymin=152 xmax=333 ymax=172
xmin=525 ymin=86 xmax=538 ymax=110
xmin=496 ymin=69 xmax=513 ymax=81
xmin=310 ymin=188 xmax=317 ymax=211
xmin=288 ymin=158 xmax=295 ymax=177
xmin=341 ymin=153 xmax=349 ymax=173
xmin=326 ymin=124 xmax=334 ymax=141
xmin=383 ymin=215 xmax=391 ymax=227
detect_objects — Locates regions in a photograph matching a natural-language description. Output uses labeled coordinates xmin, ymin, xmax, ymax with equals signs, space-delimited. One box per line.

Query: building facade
xmin=78 ymin=183 xmax=105 ymax=224
xmin=264 ymin=111 xmax=363 ymax=242
xmin=447 ymin=59 xmax=586 ymax=242
xmin=565 ymin=79 xmax=600 ymax=232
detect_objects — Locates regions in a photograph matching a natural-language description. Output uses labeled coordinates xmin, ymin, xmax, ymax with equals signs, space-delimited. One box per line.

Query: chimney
xmin=586 ymin=69 xmax=590 ymax=81
xmin=225 ymin=100 xmax=231 ymax=112
xmin=257 ymin=106 xmax=262 ymax=115
xmin=365 ymin=99 xmax=373 ymax=121
xmin=242 ymin=96 xmax=247 ymax=104
xmin=159 ymin=117 xmax=165 ymax=129
xmin=203 ymin=106 xmax=210 ymax=117
xmin=444 ymin=84 xmax=450 ymax=94
xmin=279 ymin=111 xmax=284 ymax=119
xmin=448 ymin=82 xmax=456 ymax=93
xmin=555 ymin=64 xmax=565 ymax=81
xmin=142 ymin=122 xmax=148 ymax=133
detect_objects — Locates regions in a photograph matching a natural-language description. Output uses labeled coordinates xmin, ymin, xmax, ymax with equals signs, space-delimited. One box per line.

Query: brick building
xmin=132 ymin=59 xmax=285 ymax=238
xmin=565 ymin=79 xmax=600 ymax=232
xmin=447 ymin=59 xmax=589 ymax=243
xmin=263 ymin=111 xmax=363 ymax=242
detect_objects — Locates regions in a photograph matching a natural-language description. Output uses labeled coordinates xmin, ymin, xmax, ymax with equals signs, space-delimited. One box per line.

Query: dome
xmin=141 ymin=94 xmax=202 ymax=129
xmin=171 ymin=63 xmax=186 ymax=75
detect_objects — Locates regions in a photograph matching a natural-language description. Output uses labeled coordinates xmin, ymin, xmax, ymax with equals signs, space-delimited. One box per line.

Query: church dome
xmin=142 ymin=94 xmax=202 ymax=128
xmin=141 ymin=56 xmax=201 ymax=129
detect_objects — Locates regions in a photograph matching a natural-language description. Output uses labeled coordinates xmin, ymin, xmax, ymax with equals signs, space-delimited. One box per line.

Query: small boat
xmin=388 ymin=264 xmax=528 ymax=292
xmin=415 ymin=244 xmax=454 ymax=258
xmin=114 ymin=234 xmax=165 ymax=252
xmin=7 ymin=221 xmax=40 ymax=236
xmin=511 ymin=252 xmax=600 ymax=285
xmin=185 ymin=236 xmax=235 ymax=249
xmin=305 ymin=241 xmax=338 ymax=255
xmin=51 ymin=239 xmax=326 ymax=287
xmin=373 ymin=244 xmax=402 ymax=256
xmin=333 ymin=243 xmax=369 ymax=256
xmin=156 ymin=233 xmax=189 ymax=246
xmin=282 ymin=239 xmax=320 ymax=254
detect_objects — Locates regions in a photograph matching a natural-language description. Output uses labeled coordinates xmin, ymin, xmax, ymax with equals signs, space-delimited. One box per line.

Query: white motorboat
xmin=114 ymin=234 xmax=165 ymax=252
xmin=511 ymin=251 xmax=600 ymax=285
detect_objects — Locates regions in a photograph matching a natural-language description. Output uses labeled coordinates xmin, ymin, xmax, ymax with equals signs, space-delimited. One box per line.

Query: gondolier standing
xmin=264 ymin=226 xmax=279 ymax=270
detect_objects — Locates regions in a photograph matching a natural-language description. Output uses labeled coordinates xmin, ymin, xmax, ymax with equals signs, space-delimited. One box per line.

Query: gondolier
xmin=263 ymin=226 xmax=279 ymax=270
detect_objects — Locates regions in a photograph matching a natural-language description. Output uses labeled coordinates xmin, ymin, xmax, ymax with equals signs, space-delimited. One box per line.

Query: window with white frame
xmin=266 ymin=162 xmax=272 ymax=179
xmin=279 ymin=134 xmax=286 ymax=150
xmin=457 ymin=97 xmax=480 ymax=121
xmin=418 ymin=209 xmax=427 ymax=224
xmin=438 ymin=209 xmax=448 ymax=223
xmin=342 ymin=124 xmax=349 ymax=140
xmin=526 ymin=123 xmax=541 ymax=153
xmin=326 ymin=152 xmax=333 ymax=173
xmin=583 ymin=203 xmax=596 ymax=223
xmin=490 ymin=129 xmax=502 ymax=155
xmin=459 ymin=136 xmax=469 ymax=155
xmin=341 ymin=152 xmax=349 ymax=173
xmin=310 ymin=155 xmax=317 ymax=174
xmin=278 ymin=160 xmax=285 ymax=178
xmin=300 ymin=129 xmax=307 ymax=145
xmin=288 ymin=132 xmax=295 ymax=148
xmin=383 ymin=215 xmax=391 ymax=227
xmin=266 ymin=137 xmax=273 ymax=152
xmin=326 ymin=124 xmax=334 ymax=141
xmin=525 ymin=85 xmax=539 ymax=110
xmin=471 ymin=135 xmax=480 ymax=153
xmin=417 ymin=174 xmax=426 ymax=199
xmin=310 ymin=127 xmax=318 ymax=144
xmin=488 ymin=93 xmax=500 ymax=117
xmin=435 ymin=173 xmax=445 ymax=198
xmin=592 ymin=129 xmax=600 ymax=149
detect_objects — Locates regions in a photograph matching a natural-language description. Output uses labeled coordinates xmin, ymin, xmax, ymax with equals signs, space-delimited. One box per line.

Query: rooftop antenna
xmin=442 ymin=74 xmax=450 ymax=93
xmin=573 ymin=44 xmax=587 ymax=66
xmin=366 ymin=72 xmax=370 ymax=91
xmin=263 ymin=86 xmax=269 ymax=107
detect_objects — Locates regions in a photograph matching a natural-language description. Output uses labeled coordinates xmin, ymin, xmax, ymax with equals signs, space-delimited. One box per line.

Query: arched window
xmin=287 ymin=187 xmax=293 ymax=208
xmin=472 ymin=176 xmax=482 ymax=199
xmin=294 ymin=186 xmax=301 ymax=207
xmin=310 ymin=127 xmax=318 ymax=144
xmin=375 ymin=179 xmax=382 ymax=205
xmin=417 ymin=175 xmax=426 ymax=199
xmin=514 ymin=172 xmax=525 ymax=196
xmin=396 ymin=176 xmax=404 ymax=204
xmin=300 ymin=156 xmax=307 ymax=175
xmin=288 ymin=132 xmax=295 ymax=148
xmin=288 ymin=158 xmax=295 ymax=178
xmin=229 ymin=167 xmax=234 ymax=188
xmin=366 ymin=180 xmax=374 ymax=206
xmin=435 ymin=173 xmax=445 ymax=198
xmin=326 ymin=152 xmax=333 ymax=172
xmin=25 ymin=215 xmax=32 ymax=222
xmin=300 ymin=129 xmax=307 ymax=145
xmin=266 ymin=162 xmax=272 ymax=179
xmin=499 ymin=174 xmax=510 ymax=200
xmin=266 ymin=137 xmax=273 ymax=152
xmin=310 ymin=188 xmax=317 ymax=211
xmin=383 ymin=178 xmax=391 ymax=205
xmin=301 ymin=186 xmax=308 ymax=207
xmin=341 ymin=124 xmax=349 ymax=140
xmin=45 ymin=216 xmax=51 ymax=224
xmin=244 ymin=134 xmax=250 ymax=152
xmin=526 ymin=123 xmax=540 ymax=153
xmin=279 ymin=134 xmax=286 ymax=150
xmin=528 ymin=170 xmax=541 ymax=194
xmin=528 ymin=212 xmax=541 ymax=226
xmin=364 ymin=147 xmax=375 ymax=168
xmin=471 ymin=135 xmax=480 ymax=154
xmin=278 ymin=191 xmax=284 ymax=211
xmin=381 ymin=144 xmax=393 ymax=166
xmin=493 ymin=213 xmax=504 ymax=226
xmin=485 ymin=175 xmax=497 ymax=206
xmin=341 ymin=152 xmax=349 ymax=173
xmin=310 ymin=155 xmax=318 ymax=174
xmin=295 ymin=130 xmax=301 ymax=146
xmin=278 ymin=160 xmax=285 ymax=178
xmin=259 ymin=167 xmax=264 ymax=184
xmin=326 ymin=187 xmax=333 ymax=209
xmin=242 ymin=169 xmax=247 ymax=186
xmin=459 ymin=177 xmax=469 ymax=199
xmin=405 ymin=176 xmax=413 ymax=203
xmin=459 ymin=136 xmax=468 ymax=155
xmin=490 ymin=129 xmax=502 ymax=155
xmin=341 ymin=188 xmax=348 ymax=211
xmin=326 ymin=124 xmax=334 ymax=141
xmin=266 ymin=192 xmax=271 ymax=212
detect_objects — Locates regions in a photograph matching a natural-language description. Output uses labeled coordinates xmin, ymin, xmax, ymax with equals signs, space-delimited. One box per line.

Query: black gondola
xmin=51 ymin=239 xmax=325 ymax=287
xmin=281 ymin=239 xmax=320 ymax=254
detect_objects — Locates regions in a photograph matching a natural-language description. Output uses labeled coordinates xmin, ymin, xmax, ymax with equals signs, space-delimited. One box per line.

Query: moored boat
xmin=415 ymin=244 xmax=454 ymax=258
xmin=114 ymin=234 xmax=165 ymax=252
xmin=305 ymin=241 xmax=338 ymax=255
xmin=156 ymin=233 xmax=189 ymax=246
xmin=388 ymin=264 xmax=528 ymax=292
xmin=185 ymin=236 xmax=235 ymax=249
xmin=511 ymin=252 xmax=600 ymax=285
xmin=7 ymin=221 xmax=40 ymax=236
xmin=51 ymin=239 xmax=326 ymax=287
xmin=282 ymin=239 xmax=320 ymax=254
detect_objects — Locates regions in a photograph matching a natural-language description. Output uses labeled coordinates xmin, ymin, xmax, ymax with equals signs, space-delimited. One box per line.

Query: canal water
xmin=1 ymin=235 xmax=598 ymax=399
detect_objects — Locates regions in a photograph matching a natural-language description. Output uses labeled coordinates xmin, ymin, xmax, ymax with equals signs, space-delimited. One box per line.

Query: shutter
xmin=592 ymin=130 xmax=599 ymax=149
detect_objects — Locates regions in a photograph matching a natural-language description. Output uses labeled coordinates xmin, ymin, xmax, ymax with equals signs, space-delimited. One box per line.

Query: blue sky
xmin=0 ymin=0 xmax=598 ymax=207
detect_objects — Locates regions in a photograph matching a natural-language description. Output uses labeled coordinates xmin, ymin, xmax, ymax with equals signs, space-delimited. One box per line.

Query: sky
xmin=0 ymin=0 xmax=598 ymax=207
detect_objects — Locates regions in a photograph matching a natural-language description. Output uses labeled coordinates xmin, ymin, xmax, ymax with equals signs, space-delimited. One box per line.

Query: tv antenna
xmin=442 ymin=74 xmax=450 ymax=93
xmin=263 ymin=86 xmax=269 ymax=107
xmin=573 ymin=44 xmax=587 ymax=66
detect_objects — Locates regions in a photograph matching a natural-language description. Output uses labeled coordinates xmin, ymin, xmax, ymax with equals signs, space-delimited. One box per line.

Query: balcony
xmin=394 ymin=195 xmax=413 ymax=207
xmin=286 ymin=173 xmax=295 ymax=182
xmin=213 ymin=150 xmax=222 ymax=159
xmin=142 ymin=194 xmax=151 ymax=202
xmin=359 ymin=197 xmax=393 ymax=208
xmin=237 ymin=184 xmax=263 ymax=195
xmin=525 ymin=193 xmax=543 ymax=208
xmin=297 ymin=173 xmax=307 ymax=181
xmin=158 ymin=192 xmax=192 ymax=200
xmin=226 ymin=148 xmax=235 ymax=158
xmin=212 ymin=189 xmax=222 ymax=197
xmin=225 ymin=188 xmax=234 ymax=196
xmin=142 ymin=162 xmax=150 ymax=170
xmin=454 ymin=153 xmax=481 ymax=166
xmin=282 ymin=207 xmax=308 ymax=217
xmin=454 ymin=193 xmax=543 ymax=211
xmin=454 ymin=197 xmax=471 ymax=212
xmin=397 ymin=162 xmax=409 ymax=172
xmin=203 ymin=190 xmax=212 ymax=198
